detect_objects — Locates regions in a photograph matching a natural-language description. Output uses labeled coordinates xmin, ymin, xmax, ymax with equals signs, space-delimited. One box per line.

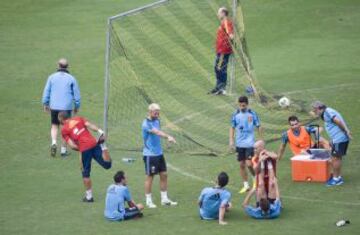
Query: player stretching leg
xmin=58 ymin=111 xmax=112 ymax=202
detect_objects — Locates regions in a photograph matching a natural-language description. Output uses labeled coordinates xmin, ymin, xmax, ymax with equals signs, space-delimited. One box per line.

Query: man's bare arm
xmin=242 ymin=187 xmax=256 ymax=208
xmin=278 ymin=143 xmax=286 ymax=161
xmin=150 ymin=129 xmax=176 ymax=143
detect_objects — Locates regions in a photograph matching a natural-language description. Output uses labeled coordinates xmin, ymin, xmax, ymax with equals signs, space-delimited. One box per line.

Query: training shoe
xmin=146 ymin=201 xmax=157 ymax=209
xmin=335 ymin=177 xmax=344 ymax=186
xmin=82 ymin=197 xmax=94 ymax=203
xmin=239 ymin=185 xmax=250 ymax=194
xmin=161 ymin=199 xmax=178 ymax=206
xmin=326 ymin=178 xmax=338 ymax=187
xmin=50 ymin=144 xmax=57 ymax=157
xmin=207 ymin=89 xmax=218 ymax=95
xmin=60 ymin=151 xmax=70 ymax=158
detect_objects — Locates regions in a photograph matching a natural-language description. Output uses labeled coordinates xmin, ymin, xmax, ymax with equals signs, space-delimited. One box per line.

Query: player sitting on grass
xmin=58 ymin=111 xmax=112 ymax=202
xmin=198 ymin=172 xmax=232 ymax=225
xmin=104 ymin=171 xmax=144 ymax=221
xmin=278 ymin=115 xmax=330 ymax=160
xmin=242 ymin=160 xmax=281 ymax=219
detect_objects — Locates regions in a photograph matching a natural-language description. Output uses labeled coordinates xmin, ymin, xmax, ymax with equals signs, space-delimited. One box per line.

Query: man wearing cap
xmin=312 ymin=101 xmax=352 ymax=186
xmin=142 ymin=103 xmax=178 ymax=208
xmin=42 ymin=58 xmax=81 ymax=157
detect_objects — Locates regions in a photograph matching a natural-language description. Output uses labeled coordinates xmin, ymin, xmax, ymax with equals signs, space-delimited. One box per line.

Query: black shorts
xmin=143 ymin=155 xmax=167 ymax=175
xmin=236 ymin=147 xmax=254 ymax=161
xmin=331 ymin=141 xmax=349 ymax=158
xmin=124 ymin=207 xmax=143 ymax=220
xmin=81 ymin=145 xmax=112 ymax=178
xmin=50 ymin=109 xmax=71 ymax=125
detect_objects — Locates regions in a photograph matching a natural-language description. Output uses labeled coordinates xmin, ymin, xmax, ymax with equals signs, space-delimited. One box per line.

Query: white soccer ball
xmin=278 ymin=96 xmax=290 ymax=108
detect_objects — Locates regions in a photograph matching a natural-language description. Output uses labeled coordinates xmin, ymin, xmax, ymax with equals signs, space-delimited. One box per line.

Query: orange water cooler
xmin=291 ymin=154 xmax=330 ymax=182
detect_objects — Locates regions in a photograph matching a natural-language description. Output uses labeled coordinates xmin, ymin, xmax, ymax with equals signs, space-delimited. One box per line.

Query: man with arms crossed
xmin=104 ymin=171 xmax=144 ymax=221
xmin=198 ymin=172 xmax=232 ymax=225
xmin=312 ymin=101 xmax=352 ymax=186
xmin=142 ymin=103 xmax=177 ymax=208
xmin=59 ymin=111 xmax=111 ymax=202
xmin=42 ymin=58 xmax=81 ymax=157
xmin=229 ymin=96 xmax=263 ymax=193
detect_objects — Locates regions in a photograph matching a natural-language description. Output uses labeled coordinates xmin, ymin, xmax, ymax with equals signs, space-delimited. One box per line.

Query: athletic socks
xmin=51 ymin=139 xmax=57 ymax=146
xmin=161 ymin=191 xmax=169 ymax=201
xmin=60 ymin=146 xmax=67 ymax=154
xmin=85 ymin=189 xmax=93 ymax=200
xmin=100 ymin=143 xmax=108 ymax=151
xmin=146 ymin=193 xmax=153 ymax=203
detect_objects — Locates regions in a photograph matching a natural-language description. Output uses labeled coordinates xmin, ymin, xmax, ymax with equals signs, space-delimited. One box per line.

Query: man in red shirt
xmin=209 ymin=7 xmax=234 ymax=95
xmin=59 ymin=111 xmax=112 ymax=202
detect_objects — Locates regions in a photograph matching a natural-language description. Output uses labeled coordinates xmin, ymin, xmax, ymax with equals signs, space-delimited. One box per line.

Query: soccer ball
xmin=278 ymin=96 xmax=290 ymax=108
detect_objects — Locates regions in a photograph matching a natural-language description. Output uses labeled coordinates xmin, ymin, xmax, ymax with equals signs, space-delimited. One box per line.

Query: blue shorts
xmin=81 ymin=145 xmax=111 ymax=178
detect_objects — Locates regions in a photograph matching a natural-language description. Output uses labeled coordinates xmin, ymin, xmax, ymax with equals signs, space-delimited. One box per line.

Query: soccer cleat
xmin=239 ymin=185 xmax=250 ymax=194
xmin=82 ymin=197 xmax=94 ymax=203
xmin=161 ymin=199 xmax=178 ymax=206
xmin=50 ymin=144 xmax=57 ymax=157
xmin=207 ymin=89 xmax=218 ymax=95
xmin=146 ymin=201 xmax=157 ymax=209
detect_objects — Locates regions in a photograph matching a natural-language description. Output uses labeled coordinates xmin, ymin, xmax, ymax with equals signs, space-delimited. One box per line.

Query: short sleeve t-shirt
xmin=61 ymin=116 xmax=97 ymax=152
xmin=231 ymin=109 xmax=260 ymax=148
xmin=198 ymin=187 xmax=231 ymax=220
xmin=104 ymin=184 xmax=132 ymax=221
xmin=142 ymin=118 xmax=163 ymax=156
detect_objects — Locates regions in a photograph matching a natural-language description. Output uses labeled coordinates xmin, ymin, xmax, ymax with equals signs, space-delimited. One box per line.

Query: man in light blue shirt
xmin=312 ymin=101 xmax=352 ymax=186
xmin=104 ymin=171 xmax=143 ymax=221
xmin=198 ymin=172 xmax=232 ymax=225
xmin=229 ymin=96 xmax=263 ymax=194
xmin=42 ymin=58 xmax=81 ymax=157
xmin=142 ymin=103 xmax=177 ymax=208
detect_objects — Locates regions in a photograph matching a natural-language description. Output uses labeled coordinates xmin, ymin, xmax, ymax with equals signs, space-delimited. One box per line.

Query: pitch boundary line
xmin=167 ymin=163 xmax=360 ymax=207
xmin=282 ymin=82 xmax=359 ymax=95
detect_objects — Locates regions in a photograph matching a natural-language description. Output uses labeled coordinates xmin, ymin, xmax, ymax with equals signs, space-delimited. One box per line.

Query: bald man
xmin=252 ymin=140 xmax=278 ymax=202
xmin=42 ymin=58 xmax=81 ymax=157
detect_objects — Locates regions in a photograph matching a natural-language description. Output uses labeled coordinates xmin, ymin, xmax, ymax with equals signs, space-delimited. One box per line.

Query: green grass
xmin=1 ymin=0 xmax=360 ymax=234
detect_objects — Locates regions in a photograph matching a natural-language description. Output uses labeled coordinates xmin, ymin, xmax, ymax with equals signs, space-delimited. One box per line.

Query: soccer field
xmin=1 ymin=0 xmax=359 ymax=234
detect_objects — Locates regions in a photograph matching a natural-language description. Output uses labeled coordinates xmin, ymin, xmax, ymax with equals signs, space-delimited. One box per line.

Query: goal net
xmin=103 ymin=0 xmax=312 ymax=156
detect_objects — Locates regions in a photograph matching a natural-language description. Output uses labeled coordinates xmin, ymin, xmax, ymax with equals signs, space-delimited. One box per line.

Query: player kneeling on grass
xmin=242 ymin=160 xmax=281 ymax=219
xmin=142 ymin=103 xmax=177 ymax=208
xmin=58 ymin=111 xmax=112 ymax=202
xmin=198 ymin=172 xmax=232 ymax=225
xmin=104 ymin=171 xmax=144 ymax=221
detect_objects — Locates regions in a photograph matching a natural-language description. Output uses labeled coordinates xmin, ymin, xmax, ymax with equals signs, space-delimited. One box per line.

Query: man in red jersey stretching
xmin=59 ymin=111 xmax=112 ymax=202
xmin=208 ymin=7 xmax=234 ymax=95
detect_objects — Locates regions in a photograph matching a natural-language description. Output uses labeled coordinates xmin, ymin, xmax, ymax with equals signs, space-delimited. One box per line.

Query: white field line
xmin=282 ymin=82 xmax=359 ymax=95
xmin=167 ymin=163 xmax=360 ymax=207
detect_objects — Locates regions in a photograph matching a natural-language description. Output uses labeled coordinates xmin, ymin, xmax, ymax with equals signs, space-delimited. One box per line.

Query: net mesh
xmin=105 ymin=0 xmax=313 ymax=156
